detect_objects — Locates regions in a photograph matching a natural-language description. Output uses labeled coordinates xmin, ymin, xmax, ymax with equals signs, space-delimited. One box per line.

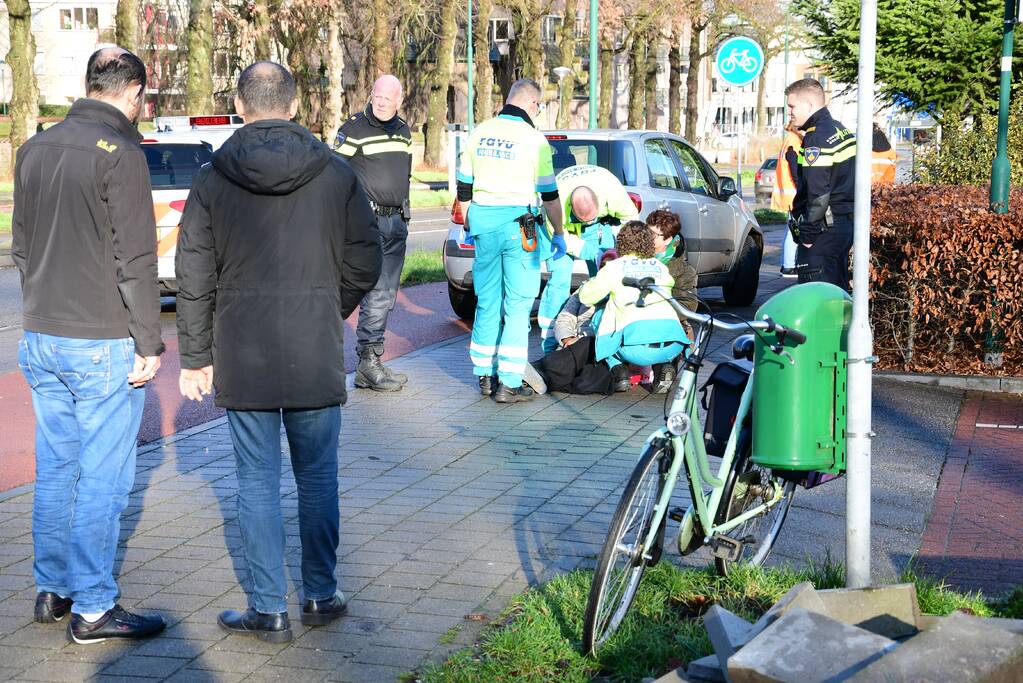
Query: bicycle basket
xmin=700 ymin=360 xmax=752 ymax=457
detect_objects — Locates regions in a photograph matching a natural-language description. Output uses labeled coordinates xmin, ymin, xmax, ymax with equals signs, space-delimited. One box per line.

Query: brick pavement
xmin=0 ymin=229 xmax=980 ymax=681
xmin=918 ymin=391 xmax=1023 ymax=595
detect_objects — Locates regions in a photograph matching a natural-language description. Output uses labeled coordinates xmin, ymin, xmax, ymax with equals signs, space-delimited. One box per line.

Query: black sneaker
xmin=494 ymin=382 xmax=535 ymax=403
xmin=651 ymin=363 xmax=676 ymax=395
xmin=302 ymin=590 xmax=348 ymax=626
xmin=67 ymin=605 xmax=166 ymax=644
xmin=611 ymin=364 xmax=632 ymax=393
xmin=479 ymin=375 xmax=494 ymax=396
xmin=218 ymin=608 xmax=292 ymax=643
xmin=34 ymin=592 xmax=72 ymax=623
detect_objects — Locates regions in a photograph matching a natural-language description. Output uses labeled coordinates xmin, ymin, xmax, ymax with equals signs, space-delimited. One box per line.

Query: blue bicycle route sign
xmin=715 ymin=36 xmax=765 ymax=87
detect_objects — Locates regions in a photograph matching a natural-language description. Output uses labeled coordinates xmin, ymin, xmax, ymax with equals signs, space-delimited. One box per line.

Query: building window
xmin=541 ymin=15 xmax=561 ymax=45
xmin=489 ymin=18 xmax=510 ymax=43
xmin=60 ymin=6 xmax=100 ymax=30
xmin=574 ymin=16 xmax=586 ymax=39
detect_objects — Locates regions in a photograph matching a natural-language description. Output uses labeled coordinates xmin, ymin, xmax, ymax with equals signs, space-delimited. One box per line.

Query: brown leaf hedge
xmin=870 ymin=185 xmax=1023 ymax=376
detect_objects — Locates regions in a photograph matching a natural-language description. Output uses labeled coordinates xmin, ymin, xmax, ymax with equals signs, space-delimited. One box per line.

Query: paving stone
xmin=807 ymin=583 xmax=919 ymax=640
xmin=747 ymin=581 xmax=826 ymax=639
xmin=324 ymin=660 xmax=406 ymax=682
xmin=847 ymin=611 xmax=1023 ymax=682
xmin=684 ymin=655 xmax=725 ymax=682
xmin=728 ymin=608 xmax=895 ymax=683
xmin=188 ymin=648 xmax=271 ymax=674
xmin=101 ymin=655 xmax=188 ymax=679
xmin=269 ymin=644 xmax=355 ymax=671
xmin=18 ymin=659 xmax=103 ymax=682
xmin=245 ymin=665 xmax=328 ymax=681
xmin=703 ymin=605 xmax=754 ymax=671
xmin=353 ymin=643 xmax=430 ymax=668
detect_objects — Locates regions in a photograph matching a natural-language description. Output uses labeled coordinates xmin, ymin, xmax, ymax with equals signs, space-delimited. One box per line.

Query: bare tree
xmin=116 ymin=0 xmax=139 ymax=50
xmin=185 ymin=0 xmax=214 ymax=112
xmin=5 ymin=0 xmax=38 ymax=174
xmin=473 ymin=0 xmax=495 ymax=121
xmin=423 ymin=0 xmax=459 ymax=165
xmin=321 ymin=4 xmax=346 ymax=144
xmin=555 ymin=0 xmax=578 ymax=127
xmin=733 ymin=0 xmax=788 ymax=134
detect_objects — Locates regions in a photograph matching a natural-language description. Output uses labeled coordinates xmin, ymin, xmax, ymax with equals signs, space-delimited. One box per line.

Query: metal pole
xmin=781 ymin=7 xmax=789 ymax=141
xmin=588 ymin=0 xmax=598 ymax=128
xmin=735 ymin=89 xmax=742 ymax=194
xmin=990 ymin=0 xmax=1015 ymax=213
xmin=846 ymin=0 xmax=878 ymax=589
xmin=467 ymin=0 xmax=474 ymax=132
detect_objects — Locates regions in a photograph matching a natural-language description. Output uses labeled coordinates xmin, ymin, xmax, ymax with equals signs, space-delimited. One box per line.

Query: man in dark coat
xmin=175 ymin=62 xmax=381 ymax=643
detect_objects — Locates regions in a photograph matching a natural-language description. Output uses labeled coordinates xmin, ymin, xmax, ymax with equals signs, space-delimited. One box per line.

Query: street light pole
xmin=588 ymin=0 xmax=597 ymax=128
xmin=467 ymin=0 xmax=475 ymax=132
xmin=990 ymin=0 xmax=1015 ymax=213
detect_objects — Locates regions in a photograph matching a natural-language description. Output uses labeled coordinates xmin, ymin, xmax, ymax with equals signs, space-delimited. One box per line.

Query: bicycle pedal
xmin=668 ymin=506 xmax=686 ymax=522
xmin=708 ymin=536 xmax=745 ymax=563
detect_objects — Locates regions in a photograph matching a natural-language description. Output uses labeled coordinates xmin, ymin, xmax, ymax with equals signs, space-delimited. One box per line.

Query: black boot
xmin=651 ymin=363 xmax=676 ymax=394
xmin=611 ymin=364 xmax=631 ymax=392
xmin=301 ymin=590 xmax=348 ymax=626
xmin=494 ymin=382 xmax=536 ymax=403
xmin=355 ymin=350 xmax=402 ymax=392
xmin=217 ymin=608 xmax=292 ymax=643
xmin=479 ymin=375 xmax=494 ymax=396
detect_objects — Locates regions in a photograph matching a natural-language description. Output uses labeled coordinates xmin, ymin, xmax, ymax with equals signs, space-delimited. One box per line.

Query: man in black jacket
xmin=786 ymin=78 xmax=855 ymax=292
xmin=336 ymin=74 xmax=413 ymax=392
xmin=175 ymin=62 xmax=381 ymax=643
xmin=12 ymin=47 xmax=166 ymax=644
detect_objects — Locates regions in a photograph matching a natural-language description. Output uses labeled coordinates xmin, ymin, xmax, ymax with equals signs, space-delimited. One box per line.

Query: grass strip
xmin=401 ymin=249 xmax=445 ymax=286
xmin=410 ymin=189 xmax=455 ymax=209
xmin=754 ymin=208 xmax=788 ymax=225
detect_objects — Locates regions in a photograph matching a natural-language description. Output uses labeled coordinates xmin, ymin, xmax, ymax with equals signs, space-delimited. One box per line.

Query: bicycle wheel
xmin=582 ymin=439 xmax=672 ymax=654
xmin=713 ymin=431 xmax=795 ymax=576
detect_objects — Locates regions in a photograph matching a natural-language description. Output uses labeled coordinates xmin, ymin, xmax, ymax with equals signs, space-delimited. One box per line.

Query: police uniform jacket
xmin=336 ymin=106 xmax=412 ymax=208
xmin=792 ymin=107 xmax=856 ymax=244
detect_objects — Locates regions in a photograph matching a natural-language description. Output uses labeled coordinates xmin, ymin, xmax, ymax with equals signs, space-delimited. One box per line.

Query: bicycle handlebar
xmin=620 ymin=277 xmax=808 ymax=346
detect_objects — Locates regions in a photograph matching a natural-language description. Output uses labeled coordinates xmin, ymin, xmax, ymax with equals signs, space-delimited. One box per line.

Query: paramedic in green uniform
xmin=456 ymin=79 xmax=567 ymax=403
xmin=536 ymin=164 xmax=638 ymax=354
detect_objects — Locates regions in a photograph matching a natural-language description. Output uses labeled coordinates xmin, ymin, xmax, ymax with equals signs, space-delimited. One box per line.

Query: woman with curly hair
xmin=577 ymin=221 xmax=689 ymax=391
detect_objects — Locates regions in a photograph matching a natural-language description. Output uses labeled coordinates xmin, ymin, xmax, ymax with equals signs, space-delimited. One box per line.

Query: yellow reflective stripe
xmin=337 ymin=144 xmax=358 ymax=156
xmin=830 ymin=145 xmax=857 ymax=163
xmin=344 ymin=134 xmax=405 ymax=145
xmin=361 ymin=140 xmax=413 ymax=155
xmin=821 ymin=137 xmax=856 ymax=154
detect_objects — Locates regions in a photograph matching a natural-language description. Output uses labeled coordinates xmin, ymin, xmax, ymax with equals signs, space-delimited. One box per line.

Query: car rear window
xmin=546 ymin=139 xmax=637 ymax=186
xmin=762 ymin=158 xmax=778 ymax=170
xmin=143 ymin=143 xmax=213 ymax=190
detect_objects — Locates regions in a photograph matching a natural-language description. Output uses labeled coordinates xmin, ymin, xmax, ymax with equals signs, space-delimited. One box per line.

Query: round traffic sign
xmin=715 ymin=36 xmax=765 ymax=87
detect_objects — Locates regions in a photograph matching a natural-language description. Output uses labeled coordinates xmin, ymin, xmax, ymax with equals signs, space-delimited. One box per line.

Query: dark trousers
xmin=795 ymin=216 xmax=853 ymax=292
xmin=226 ymin=406 xmax=341 ymax=614
xmin=356 ymin=212 xmax=408 ymax=356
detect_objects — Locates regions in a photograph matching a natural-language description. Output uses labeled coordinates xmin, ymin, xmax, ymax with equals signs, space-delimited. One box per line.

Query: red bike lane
xmin=0 ymin=282 xmax=469 ymax=493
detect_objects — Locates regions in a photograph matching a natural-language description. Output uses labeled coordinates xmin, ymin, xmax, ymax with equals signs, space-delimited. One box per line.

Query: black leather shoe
xmin=67 ymin=605 xmax=165 ymax=644
xmin=494 ymin=382 xmax=535 ymax=403
xmin=479 ymin=375 xmax=494 ymax=396
xmin=34 ymin=592 xmax=72 ymax=623
xmin=302 ymin=591 xmax=348 ymax=626
xmin=218 ymin=608 xmax=292 ymax=643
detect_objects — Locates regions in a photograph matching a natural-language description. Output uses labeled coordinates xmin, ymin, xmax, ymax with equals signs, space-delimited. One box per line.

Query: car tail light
xmin=627 ymin=192 xmax=642 ymax=212
xmin=755 ymin=170 xmax=763 ymax=182
xmin=169 ymin=200 xmax=188 ymax=213
xmin=545 ymin=134 xmax=568 ymax=140
xmin=141 ymin=138 xmax=158 ymax=143
xmin=451 ymin=199 xmax=464 ymax=225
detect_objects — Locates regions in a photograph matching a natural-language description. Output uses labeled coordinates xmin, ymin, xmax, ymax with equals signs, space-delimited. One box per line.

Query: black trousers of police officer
xmin=356 ymin=211 xmax=408 ymax=356
xmin=795 ymin=215 xmax=853 ymax=293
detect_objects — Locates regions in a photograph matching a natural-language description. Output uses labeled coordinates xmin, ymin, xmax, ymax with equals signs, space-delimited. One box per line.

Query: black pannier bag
xmin=700 ymin=360 xmax=752 ymax=456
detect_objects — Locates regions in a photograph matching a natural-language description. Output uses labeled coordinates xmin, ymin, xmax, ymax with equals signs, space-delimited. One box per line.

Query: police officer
xmin=336 ymin=74 xmax=413 ymax=391
xmin=456 ymin=79 xmax=567 ymax=402
xmin=786 ymin=78 xmax=855 ymax=292
xmin=536 ymin=164 xmax=638 ymax=354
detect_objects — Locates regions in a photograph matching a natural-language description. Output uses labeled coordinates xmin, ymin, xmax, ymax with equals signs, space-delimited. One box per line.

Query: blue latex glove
xmin=550 ymin=233 xmax=568 ymax=260
xmin=463 ymin=232 xmax=474 ymax=246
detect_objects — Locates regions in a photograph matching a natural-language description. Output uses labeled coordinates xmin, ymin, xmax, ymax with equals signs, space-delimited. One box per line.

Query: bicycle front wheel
xmin=713 ymin=432 xmax=795 ymax=576
xmin=582 ymin=439 xmax=672 ymax=654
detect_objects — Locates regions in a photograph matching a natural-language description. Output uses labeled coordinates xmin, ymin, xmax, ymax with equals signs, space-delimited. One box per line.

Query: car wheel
xmin=722 ymin=234 xmax=762 ymax=307
xmin=448 ymin=282 xmax=477 ymax=321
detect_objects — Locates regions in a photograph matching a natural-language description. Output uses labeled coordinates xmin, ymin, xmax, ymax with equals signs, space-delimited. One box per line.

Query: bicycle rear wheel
xmin=713 ymin=432 xmax=795 ymax=576
xmin=582 ymin=439 xmax=672 ymax=654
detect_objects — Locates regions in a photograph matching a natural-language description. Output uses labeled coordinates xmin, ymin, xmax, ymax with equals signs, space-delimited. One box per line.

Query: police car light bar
xmin=189 ymin=115 xmax=244 ymax=127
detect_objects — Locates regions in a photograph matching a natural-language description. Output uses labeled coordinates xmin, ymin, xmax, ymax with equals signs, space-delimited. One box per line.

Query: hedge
xmin=870 ymin=184 xmax=1023 ymax=376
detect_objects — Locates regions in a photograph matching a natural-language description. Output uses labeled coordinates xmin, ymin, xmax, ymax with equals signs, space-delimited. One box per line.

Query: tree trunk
xmin=668 ymin=34 xmax=682 ymax=135
xmin=512 ymin=0 xmax=544 ymax=84
xmin=644 ymin=31 xmax=659 ymax=129
xmin=684 ymin=18 xmax=702 ymax=141
xmin=185 ymin=0 xmax=214 ymax=113
xmin=253 ymin=0 xmax=272 ymax=61
xmin=598 ymin=46 xmax=613 ymax=127
xmin=321 ymin=6 xmax=345 ymax=144
xmin=556 ymin=0 xmax=577 ymax=128
xmin=115 ymin=0 xmax=138 ymax=51
xmin=424 ymin=0 xmax=458 ymax=166
xmin=627 ymin=34 xmax=645 ymax=129
xmin=286 ymin=43 xmax=313 ymax=126
xmin=5 ymin=0 xmax=38 ymax=175
xmin=755 ymin=68 xmax=767 ymax=136
xmin=473 ymin=0 xmax=495 ymax=121
xmin=370 ymin=0 xmax=393 ymax=78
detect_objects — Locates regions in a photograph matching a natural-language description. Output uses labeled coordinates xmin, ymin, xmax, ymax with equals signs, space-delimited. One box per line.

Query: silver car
xmin=443 ymin=129 xmax=763 ymax=319
xmin=754 ymin=158 xmax=778 ymax=204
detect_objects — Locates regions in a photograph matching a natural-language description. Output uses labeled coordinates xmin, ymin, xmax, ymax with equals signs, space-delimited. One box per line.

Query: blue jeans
xmin=226 ymin=406 xmax=341 ymax=614
xmin=19 ymin=332 xmax=144 ymax=615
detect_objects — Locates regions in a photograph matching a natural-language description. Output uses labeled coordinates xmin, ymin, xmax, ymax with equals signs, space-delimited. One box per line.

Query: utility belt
xmin=370 ymin=200 xmax=411 ymax=221
xmin=515 ymin=208 xmax=544 ymax=252
xmin=789 ymin=208 xmax=853 ymax=241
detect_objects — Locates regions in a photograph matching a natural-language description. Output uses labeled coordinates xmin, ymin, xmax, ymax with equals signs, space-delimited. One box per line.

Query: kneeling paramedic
xmin=456 ymin=78 xmax=567 ymax=403
xmin=537 ymin=164 xmax=638 ymax=354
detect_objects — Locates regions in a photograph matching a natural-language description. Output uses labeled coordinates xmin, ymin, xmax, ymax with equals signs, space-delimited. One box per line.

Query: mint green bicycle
xmin=581 ymin=277 xmax=807 ymax=654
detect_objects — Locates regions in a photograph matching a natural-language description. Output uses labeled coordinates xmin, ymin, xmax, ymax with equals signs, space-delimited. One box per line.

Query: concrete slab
xmin=748 ymin=581 xmax=825 ymax=638
xmin=848 ymin=612 xmax=1023 ymax=682
xmin=686 ymin=655 xmax=726 ymax=682
xmin=815 ymin=583 xmax=920 ymax=639
xmin=727 ymin=608 xmax=896 ymax=683
xmin=703 ymin=605 xmax=754 ymax=671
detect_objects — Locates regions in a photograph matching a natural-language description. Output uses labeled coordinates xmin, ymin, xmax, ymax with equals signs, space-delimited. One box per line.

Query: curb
xmin=879 ymin=371 xmax=1023 ymax=394
xmin=0 ymin=234 xmax=11 ymax=268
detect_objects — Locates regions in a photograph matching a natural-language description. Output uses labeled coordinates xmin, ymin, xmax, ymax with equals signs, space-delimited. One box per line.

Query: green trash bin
xmin=751 ymin=282 xmax=851 ymax=473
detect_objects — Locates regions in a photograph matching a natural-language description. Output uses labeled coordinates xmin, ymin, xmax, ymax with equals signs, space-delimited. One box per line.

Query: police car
xmin=142 ymin=115 xmax=242 ymax=294
xmin=443 ymin=129 xmax=763 ymax=319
